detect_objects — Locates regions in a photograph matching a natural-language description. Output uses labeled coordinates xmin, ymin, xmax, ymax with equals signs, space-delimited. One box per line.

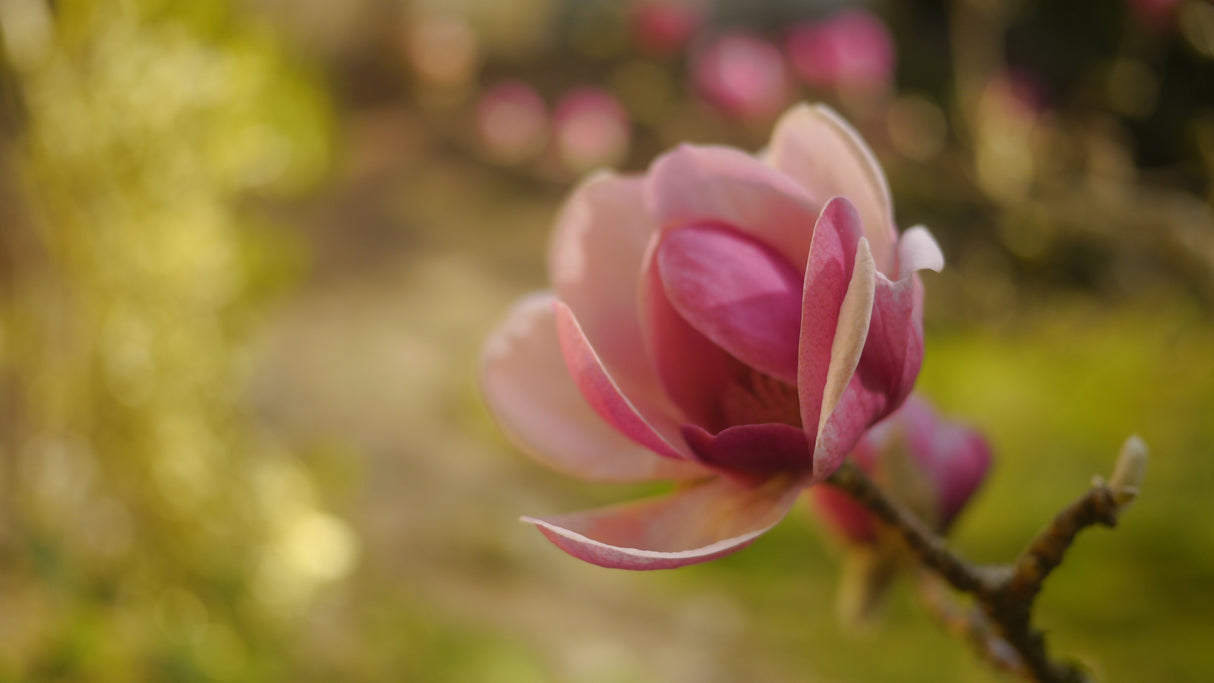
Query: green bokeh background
xmin=1 ymin=0 xmax=1211 ymax=681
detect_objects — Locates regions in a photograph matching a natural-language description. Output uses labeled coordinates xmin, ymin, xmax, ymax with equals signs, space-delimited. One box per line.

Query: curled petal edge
xmin=481 ymin=293 xmax=701 ymax=482
xmin=522 ymin=474 xmax=808 ymax=570
xmin=812 ymin=238 xmax=876 ymax=480
xmin=896 ymin=225 xmax=945 ymax=280
xmin=554 ymin=300 xmax=690 ymax=460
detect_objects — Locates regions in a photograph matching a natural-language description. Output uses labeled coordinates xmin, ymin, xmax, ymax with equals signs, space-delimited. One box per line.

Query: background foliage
xmin=0 ymin=0 xmax=1211 ymax=681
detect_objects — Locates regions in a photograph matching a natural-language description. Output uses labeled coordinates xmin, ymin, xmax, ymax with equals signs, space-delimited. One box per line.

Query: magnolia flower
xmin=628 ymin=0 xmax=705 ymax=58
xmin=481 ymin=104 xmax=944 ymax=569
xmin=1127 ymin=0 xmax=1181 ymax=33
xmin=552 ymin=87 xmax=632 ymax=174
xmin=690 ymin=32 xmax=790 ymax=122
xmin=476 ymin=81 xmax=549 ymax=164
xmin=785 ymin=10 xmax=896 ymax=99
xmin=809 ymin=395 xmax=991 ymax=622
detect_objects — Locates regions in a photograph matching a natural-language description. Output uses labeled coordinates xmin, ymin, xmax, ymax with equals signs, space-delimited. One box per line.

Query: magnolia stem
xmin=825 ymin=436 xmax=1145 ymax=683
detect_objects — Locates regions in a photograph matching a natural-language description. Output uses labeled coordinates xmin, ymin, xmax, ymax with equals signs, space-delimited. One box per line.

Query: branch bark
xmin=824 ymin=436 xmax=1147 ymax=683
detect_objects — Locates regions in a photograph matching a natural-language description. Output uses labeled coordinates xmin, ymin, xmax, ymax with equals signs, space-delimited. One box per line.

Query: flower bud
xmin=811 ymin=395 xmax=991 ymax=621
xmin=812 ymin=395 xmax=992 ymax=544
xmin=1109 ymin=434 xmax=1148 ymax=506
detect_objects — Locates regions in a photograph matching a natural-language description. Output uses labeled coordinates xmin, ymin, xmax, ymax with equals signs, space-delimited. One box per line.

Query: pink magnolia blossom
xmin=481 ymin=104 xmax=944 ymax=569
xmin=1127 ymin=0 xmax=1181 ymax=33
xmin=552 ymin=87 xmax=632 ymax=174
xmin=628 ymin=0 xmax=705 ymax=58
xmin=476 ymin=81 xmax=549 ymax=164
xmin=690 ymin=32 xmax=790 ymax=122
xmin=811 ymin=395 xmax=992 ymax=545
xmin=785 ymin=10 xmax=896 ymax=97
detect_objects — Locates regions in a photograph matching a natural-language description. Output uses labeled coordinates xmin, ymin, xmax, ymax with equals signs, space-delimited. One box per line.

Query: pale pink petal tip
xmin=896 ymin=225 xmax=945 ymax=279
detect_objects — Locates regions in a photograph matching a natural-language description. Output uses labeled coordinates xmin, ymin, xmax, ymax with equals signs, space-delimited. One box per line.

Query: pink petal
xmin=813 ymin=269 xmax=922 ymax=480
xmin=549 ymin=172 xmax=676 ymax=423
xmin=523 ymin=473 xmax=807 ymax=569
xmin=481 ymin=294 xmax=704 ymax=482
xmin=555 ymin=300 xmax=691 ymax=460
xmin=895 ymin=225 xmax=945 ymax=279
xmin=858 ymin=270 xmax=922 ymax=409
xmin=767 ymin=104 xmax=898 ymax=273
xmin=639 ymin=239 xmax=738 ymax=430
xmin=897 ymin=397 xmax=991 ymax=526
xmin=935 ymin=429 xmax=992 ymax=525
xmin=681 ymin=422 xmax=811 ymax=475
xmin=644 ymin=144 xmax=823 ymax=272
xmin=656 ymin=223 xmax=804 ymax=384
xmin=785 ymin=10 xmax=896 ymax=95
xmin=797 ymin=197 xmax=866 ymax=435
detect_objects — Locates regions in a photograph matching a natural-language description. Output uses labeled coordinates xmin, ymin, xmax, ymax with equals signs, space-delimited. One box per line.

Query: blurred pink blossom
xmin=785 ymin=10 xmax=896 ymax=97
xmin=811 ymin=395 xmax=992 ymax=545
xmin=476 ymin=81 xmax=549 ymax=164
xmin=1127 ymin=0 xmax=1182 ymax=33
xmin=552 ymin=87 xmax=632 ymax=173
xmin=981 ymin=70 xmax=1045 ymax=122
xmin=628 ymin=0 xmax=705 ymax=57
xmin=691 ymin=32 xmax=791 ymax=122
xmin=481 ymin=104 xmax=944 ymax=569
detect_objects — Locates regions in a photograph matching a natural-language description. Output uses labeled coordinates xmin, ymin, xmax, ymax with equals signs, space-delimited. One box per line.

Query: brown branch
xmin=915 ymin=573 xmax=1027 ymax=678
xmin=826 ymin=461 xmax=995 ymax=596
xmin=1006 ymin=483 xmax=1121 ymax=605
xmin=824 ymin=436 xmax=1147 ymax=683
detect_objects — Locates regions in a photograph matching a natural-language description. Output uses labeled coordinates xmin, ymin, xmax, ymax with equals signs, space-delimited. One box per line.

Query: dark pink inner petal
xmin=682 ymin=422 xmax=811 ymax=476
xmin=856 ymin=270 xmax=922 ymax=412
xmin=657 ymin=222 xmax=804 ymax=385
xmin=641 ymin=247 xmax=737 ymax=429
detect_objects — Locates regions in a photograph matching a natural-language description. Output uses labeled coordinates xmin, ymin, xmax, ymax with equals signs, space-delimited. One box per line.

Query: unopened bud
xmin=1109 ymin=434 xmax=1149 ymax=506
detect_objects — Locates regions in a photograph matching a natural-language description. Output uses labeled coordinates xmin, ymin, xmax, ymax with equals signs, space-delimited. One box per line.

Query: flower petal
xmin=797 ymin=197 xmax=866 ymax=435
xmin=481 ymin=294 xmax=703 ymax=482
xmin=681 ymin=422 xmax=811 ymax=475
xmin=549 ymin=172 xmax=673 ymax=415
xmin=897 ymin=398 xmax=991 ymax=526
xmin=767 ymin=104 xmax=898 ymax=273
xmin=555 ymin=300 xmax=691 ymax=460
xmin=895 ymin=225 xmax=945 ymax=279
xmin=640 ymin=240 xmax=738 ymax=430
xmin=645 ymin=144 xmax=822 ymax=271
xmin=934 ymin=429 xmax=992 ymax=526
xmin=813 ymin=267 xmax=922 ymax=480
xmin=523 ymin=474 xmax=806 ymax=569
xmin=656 ymin=223 xmax=803 ymax=384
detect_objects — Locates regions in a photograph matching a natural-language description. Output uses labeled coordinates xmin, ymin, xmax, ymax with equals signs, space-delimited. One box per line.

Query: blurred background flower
xmin=690 ymin=31 xmax=791 ymax=123
xmin=0 ymin=0 xmax=1212 ymax=681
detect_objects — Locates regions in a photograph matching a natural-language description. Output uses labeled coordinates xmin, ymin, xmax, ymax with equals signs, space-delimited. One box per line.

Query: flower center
xmin=718 ymin=366 xmax=802 ymax=428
